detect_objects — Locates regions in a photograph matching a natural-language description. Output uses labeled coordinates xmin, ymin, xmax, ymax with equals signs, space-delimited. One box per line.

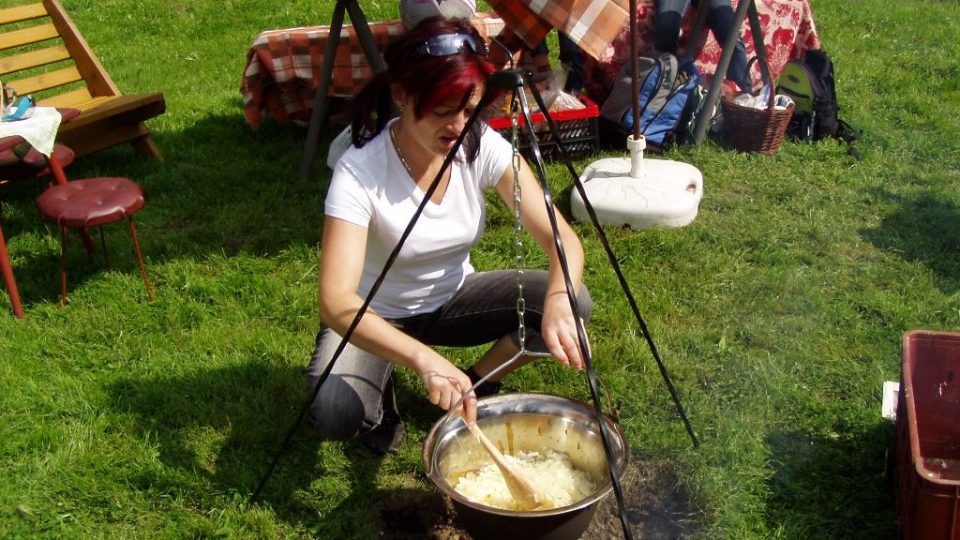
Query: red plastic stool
xmin=36 ymin=177 xmax=154 ymax=305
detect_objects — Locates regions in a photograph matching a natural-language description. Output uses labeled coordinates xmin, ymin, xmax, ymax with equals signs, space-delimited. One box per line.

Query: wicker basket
xmin=721 ymin=57 xmax=794 ymax=154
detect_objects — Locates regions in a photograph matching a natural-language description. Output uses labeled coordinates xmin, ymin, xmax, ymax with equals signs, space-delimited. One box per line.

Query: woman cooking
xmin=307 ymin=16 xmax=593 ymax=455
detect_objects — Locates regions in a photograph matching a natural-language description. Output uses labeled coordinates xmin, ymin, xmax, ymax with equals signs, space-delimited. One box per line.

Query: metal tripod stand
xmin=298 ymin=0 xmax=385 ymax=182
xmin=253 ymin=66 xmax=700 ymax=540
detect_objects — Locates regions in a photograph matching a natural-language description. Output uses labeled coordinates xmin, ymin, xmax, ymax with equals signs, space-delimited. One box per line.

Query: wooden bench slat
xmin=6 ymin=64 xmax=81 ymax=95
xmin=0 ymin=3 xmax=46 ymax=25
xmin=0 ymin=23 xmax=58 ymax=51
xmin=36 ymin=86 xmax=93 ymax=108
xmin=57 ymin=93 xmax=166 ymax=130
xmin=1 ymin=0 xmax=165 ymax=159
xmin=0 ymin=44 xmax=70 ymax=76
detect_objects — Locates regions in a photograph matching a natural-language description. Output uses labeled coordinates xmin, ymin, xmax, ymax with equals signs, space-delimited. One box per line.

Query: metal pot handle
xmin=441 ymin=349 xmax=552 ymax=426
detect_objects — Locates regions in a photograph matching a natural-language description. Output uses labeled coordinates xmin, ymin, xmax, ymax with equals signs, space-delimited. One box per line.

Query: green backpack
xmin=776 ymin=49 xmax=861 ymax=158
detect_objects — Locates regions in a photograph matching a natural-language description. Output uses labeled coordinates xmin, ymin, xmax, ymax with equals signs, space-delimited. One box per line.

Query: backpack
xmin=776 ymin=49 xmax=861 ymax=157
xmin=600 ymin=52 xmax=701 ymax=148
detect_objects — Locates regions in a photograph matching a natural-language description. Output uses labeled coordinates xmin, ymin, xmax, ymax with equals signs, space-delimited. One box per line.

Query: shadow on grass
xmin=861 ymin=190 xmax=960 ymax=291
xmin=0 ymin=105 xmax=344 ymax=308
xmin=106 ymin=358 xmax=412 ymax=534
xmin=763 ymin=422 xmax=898 ymax=538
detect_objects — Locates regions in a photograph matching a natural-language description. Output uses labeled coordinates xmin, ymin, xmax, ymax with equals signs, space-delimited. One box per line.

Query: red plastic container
xmin=487 ymin=95 xmax=600 ymax=162
xmin=897 ymin=330 xmax=960 ymax=539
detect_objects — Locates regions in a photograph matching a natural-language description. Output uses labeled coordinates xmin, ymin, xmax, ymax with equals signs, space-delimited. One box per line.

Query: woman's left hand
xmin=540 ymin=292 xmax=587 ymax=371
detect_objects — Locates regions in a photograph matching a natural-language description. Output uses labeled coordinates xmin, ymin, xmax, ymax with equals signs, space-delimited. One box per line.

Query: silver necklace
xmin=389 ymin=123 xmax=415 ymax=179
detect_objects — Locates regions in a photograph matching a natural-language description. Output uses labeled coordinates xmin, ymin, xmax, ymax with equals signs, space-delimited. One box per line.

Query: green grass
xmin=1 ymin=0 xmax=959 ymax=538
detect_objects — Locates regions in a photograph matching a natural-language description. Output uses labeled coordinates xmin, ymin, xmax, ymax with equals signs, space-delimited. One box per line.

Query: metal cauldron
xmin=423 ymin=393 xmax=629 ymax=540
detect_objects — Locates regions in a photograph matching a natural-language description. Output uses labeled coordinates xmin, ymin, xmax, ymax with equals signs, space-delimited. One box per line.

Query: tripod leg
xmin=298 ymin=1 xmax=347 ymax=182
xmin=344 ymin=1 xmax=386 ymax=73
xmin=507 ymin=77 xmax=635 ymax=540
xmin=691 ymin=0 xmax=752 ymax=145
xmin=252 ymin=89 xmax=490 ymax=505
xmin=523 ymin=74 xmax=700 ymax=450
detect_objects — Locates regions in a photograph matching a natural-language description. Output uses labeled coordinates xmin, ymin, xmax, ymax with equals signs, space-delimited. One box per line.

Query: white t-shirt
xmin=325 ymin=121 xmax=512 ymax=319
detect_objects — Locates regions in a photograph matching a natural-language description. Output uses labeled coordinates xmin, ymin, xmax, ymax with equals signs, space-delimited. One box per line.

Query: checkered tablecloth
xmin=583 ymin=0 xmax=822 ymax=102
xmin=486 ymin=0 xmax=630 ymax=61
xmin=241 ymin=15 xmax=506 ymax=128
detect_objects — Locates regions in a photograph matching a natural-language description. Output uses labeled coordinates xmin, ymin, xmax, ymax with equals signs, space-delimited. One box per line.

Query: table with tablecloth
xmin=241 ymin=15 xmax=507 ymax=128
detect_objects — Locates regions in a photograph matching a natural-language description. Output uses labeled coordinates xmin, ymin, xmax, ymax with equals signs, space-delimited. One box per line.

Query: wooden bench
xmin=0 ymin=0 xmax=165 ymax=159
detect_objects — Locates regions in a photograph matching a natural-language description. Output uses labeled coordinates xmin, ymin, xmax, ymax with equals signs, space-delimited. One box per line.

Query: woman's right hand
xmin=415 ymin=356 xmax=478 ymax=425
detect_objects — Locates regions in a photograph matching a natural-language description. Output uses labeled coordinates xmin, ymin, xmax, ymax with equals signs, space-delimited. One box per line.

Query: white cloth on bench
xmin=0 ymin=107 xmax=62 ymax=157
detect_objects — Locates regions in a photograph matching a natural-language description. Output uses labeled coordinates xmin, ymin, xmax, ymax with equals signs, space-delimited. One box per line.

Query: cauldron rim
xmin=422 ymin=392 xmax=629 ymax=518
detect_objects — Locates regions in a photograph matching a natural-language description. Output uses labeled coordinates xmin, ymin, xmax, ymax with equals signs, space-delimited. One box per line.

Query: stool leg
xmin=45 ymin=148 xmax=95 ymax=257
xmin=128 ymin=218 xmax=154 ymax=301
xmin=59 ymin=226 xmax=69 ymax=306
xmin=78 ymin=227 xmax=96 ymax=259
xmin=99 ymin=226 xmax=111 ymax=271
xmin=0 ymin=214 xmax=25 ymax=319
xmin=45 ymin=153 xmax=69 ymax=186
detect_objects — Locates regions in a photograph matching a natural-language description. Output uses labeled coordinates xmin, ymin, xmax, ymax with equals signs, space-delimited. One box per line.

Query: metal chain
xmin=509 ymin=92 xmax=527 ymax=354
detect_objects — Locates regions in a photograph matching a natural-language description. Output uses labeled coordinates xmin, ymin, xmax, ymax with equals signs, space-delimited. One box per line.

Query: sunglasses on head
xmin=414 ymin=33 xmax=488 ymax=57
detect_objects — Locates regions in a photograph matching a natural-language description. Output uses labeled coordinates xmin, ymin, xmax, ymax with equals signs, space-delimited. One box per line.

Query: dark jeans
xmin=531 ymin=32 xmax=586 ymax=94
xmin=654 ymin=0 xmax=752 ymax=91
xmin=305 ymin=270 xmax=593 ymax=440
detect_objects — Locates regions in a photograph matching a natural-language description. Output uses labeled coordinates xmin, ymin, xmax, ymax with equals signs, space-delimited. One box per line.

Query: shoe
xmin=465 ymin=367 xmax=502 ymax=398
xmin=359 ymin=375 xmax=406 ymax=455
xmin=359 ymin=408 xmax=406 ymax=455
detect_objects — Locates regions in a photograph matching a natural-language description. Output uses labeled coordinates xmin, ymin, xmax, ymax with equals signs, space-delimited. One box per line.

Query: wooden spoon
xmin=464 ymin=420 xmax=541 ymax=510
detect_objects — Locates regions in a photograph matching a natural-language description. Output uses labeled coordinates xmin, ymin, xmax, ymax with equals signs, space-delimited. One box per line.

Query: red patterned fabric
xmin=583 ymin=0 xmax=821 ymax=102
xmin=241 ymin=15 xmax=507 ymax=128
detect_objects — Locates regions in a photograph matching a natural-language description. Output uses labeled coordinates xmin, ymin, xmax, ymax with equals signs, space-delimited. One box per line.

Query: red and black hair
xmin=350 ymin=17 xmax=498 ymax=161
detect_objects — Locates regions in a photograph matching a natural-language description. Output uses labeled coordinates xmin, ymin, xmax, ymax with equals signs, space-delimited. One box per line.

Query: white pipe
xmin=627 ymin=134 xmax=646 ymax=179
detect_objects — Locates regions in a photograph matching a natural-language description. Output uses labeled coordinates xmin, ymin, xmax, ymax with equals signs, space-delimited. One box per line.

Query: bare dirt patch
xmin=375 ymin=454 xmax=696 ymax=539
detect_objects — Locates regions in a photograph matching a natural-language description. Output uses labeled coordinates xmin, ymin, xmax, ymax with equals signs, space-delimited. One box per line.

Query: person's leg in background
xmin=557 ymin=32 xmax=585 ymax=96
xmin=653 ymin=0 xmax=692 ymax=54
xmin=705 ymin=0 xmax=752 ymax=91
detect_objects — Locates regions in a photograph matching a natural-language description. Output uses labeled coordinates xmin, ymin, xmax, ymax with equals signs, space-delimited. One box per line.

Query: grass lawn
xmin=1 ymin=0 xmax=959 ymax=538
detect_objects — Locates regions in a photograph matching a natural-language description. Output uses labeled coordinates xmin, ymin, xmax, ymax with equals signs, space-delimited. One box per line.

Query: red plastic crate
xmin=487 ymin=95 xmax=600 ymax=162
xmin=897 ymin=330 xmax=960 ymax=539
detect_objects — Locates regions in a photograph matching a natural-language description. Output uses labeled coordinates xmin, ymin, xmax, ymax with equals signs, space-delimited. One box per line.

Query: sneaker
xmin=360 ymin=375 xmax=406 ymax=455
xmin=465 ymin=367 xmax=502 ymax=398
xmin=359 ymin=408 xmax=406 ymax=455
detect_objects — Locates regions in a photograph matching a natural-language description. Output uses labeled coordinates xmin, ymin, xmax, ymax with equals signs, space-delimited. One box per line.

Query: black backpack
xmin=776 ymin=49 xmax=861 ymax=158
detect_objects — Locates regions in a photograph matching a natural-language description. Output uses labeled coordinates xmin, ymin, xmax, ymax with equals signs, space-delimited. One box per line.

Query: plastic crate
xmin=487 ymin=95 xmax=599 ymax=162
xmin=897 ymin=330 xmax=960 ymax=539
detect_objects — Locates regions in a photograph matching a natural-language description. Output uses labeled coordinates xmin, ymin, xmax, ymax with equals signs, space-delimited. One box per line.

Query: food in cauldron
xmin=449 ymin=449 xmax=599 ymax=511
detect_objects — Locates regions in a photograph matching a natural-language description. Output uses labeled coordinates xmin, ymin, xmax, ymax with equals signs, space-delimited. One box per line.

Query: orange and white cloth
xmin=486 ymin=0 xmax=630 ymax=61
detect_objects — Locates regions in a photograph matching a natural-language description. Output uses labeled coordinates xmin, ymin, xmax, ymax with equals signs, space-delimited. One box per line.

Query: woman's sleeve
xmin=477 ymin=125 xmax=514 ymax=190
xmin=324 ymin=161 xmax=373 ymax=228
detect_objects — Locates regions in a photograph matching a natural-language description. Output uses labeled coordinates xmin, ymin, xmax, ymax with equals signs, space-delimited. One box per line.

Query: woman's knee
xmin=305 ymin=374 xmax=368 ymax=440
xmin=304 ymin=328 xmax=378 ymax=440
